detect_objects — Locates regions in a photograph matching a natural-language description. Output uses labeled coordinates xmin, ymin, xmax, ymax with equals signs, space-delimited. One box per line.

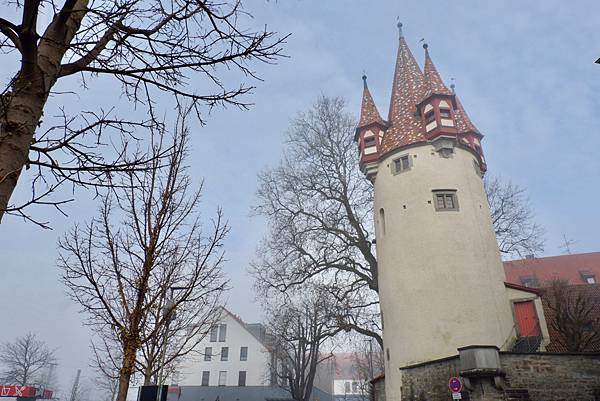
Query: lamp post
xmin=157 ymin=286 xmax=188 ymax=385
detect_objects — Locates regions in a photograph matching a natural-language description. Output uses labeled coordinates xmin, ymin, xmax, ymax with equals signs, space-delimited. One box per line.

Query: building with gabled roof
xmin=173 ymin=307 xmax=275 ymax=387
xmin=504 ymin=252 xmax=600 ymax=288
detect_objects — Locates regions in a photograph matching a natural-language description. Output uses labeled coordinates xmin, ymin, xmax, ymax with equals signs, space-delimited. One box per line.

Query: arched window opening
xmin=379 ymin=208 xmax=386 ymax=235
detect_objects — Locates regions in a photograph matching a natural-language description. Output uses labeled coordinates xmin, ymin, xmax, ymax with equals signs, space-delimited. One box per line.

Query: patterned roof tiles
xmin=453 ymin=95 xmax=480 ymax=134
xmin=380 ymin=31 xmax=428 ymax=154
xmin=357 ymin=76 xmax=386 ymax=131
xmin=421 ymin=45 xmax=452 ymax=101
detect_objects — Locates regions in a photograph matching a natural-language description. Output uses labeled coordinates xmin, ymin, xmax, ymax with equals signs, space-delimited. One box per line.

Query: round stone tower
xmin=355 ymin=25 xmax=515 ymax=401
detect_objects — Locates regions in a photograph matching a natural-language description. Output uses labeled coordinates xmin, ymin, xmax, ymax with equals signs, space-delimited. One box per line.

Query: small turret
xmin=417 ymin=43 xmax=458 ymax=141
xmin=355 ymin=75 xmax=387 ymax=179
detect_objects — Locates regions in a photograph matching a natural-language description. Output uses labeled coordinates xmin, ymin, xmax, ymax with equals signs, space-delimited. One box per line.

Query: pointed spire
xmin=381 ymin=23 xmax=427 ymax=154
xmin=357 ymin=75 xmax=386 ymax=131
xmin=421 ymin=43 xmax=452 ymax=100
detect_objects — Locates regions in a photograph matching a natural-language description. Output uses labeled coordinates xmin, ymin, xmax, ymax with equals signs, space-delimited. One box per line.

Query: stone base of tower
xmin=373 ymin=351 xmax=600 ymax=401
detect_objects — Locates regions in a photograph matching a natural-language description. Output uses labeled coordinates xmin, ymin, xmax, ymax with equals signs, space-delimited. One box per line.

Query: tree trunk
xmin=0 ymin=72 xmax=47 ymax=220
xmin=0 ymin=0 xmax=89 ymax=220
xmin=116 ymin=341 xmax=137 ymax=401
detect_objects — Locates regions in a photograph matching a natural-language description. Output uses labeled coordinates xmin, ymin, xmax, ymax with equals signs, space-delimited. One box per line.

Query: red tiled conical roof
xmin=357 ymin=75 xmax=386 ymax=130
xmin=380 ymin=24 xmax=427 ymax=154
xmin=453 ymin=94 xmax=480 ymax=134
xmin=421 ymin=44 xmax=452 ymax=101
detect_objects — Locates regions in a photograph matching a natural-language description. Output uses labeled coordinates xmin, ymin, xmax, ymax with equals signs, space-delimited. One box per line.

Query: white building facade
xmin=174 ymin=308 xmax=274 ymax=387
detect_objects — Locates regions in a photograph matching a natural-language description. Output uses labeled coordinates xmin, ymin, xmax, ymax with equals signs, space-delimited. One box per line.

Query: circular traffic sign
xmin=449 ymin=377 xmax=462 ymax=392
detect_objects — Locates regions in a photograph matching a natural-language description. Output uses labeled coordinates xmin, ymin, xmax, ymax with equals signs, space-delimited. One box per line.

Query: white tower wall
xmin=374 ymin=143 xmax=515 ymax=400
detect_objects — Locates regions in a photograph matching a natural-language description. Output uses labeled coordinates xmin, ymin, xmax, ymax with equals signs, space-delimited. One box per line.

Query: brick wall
xmin=380 ymin=353 xmax=600 ymax=401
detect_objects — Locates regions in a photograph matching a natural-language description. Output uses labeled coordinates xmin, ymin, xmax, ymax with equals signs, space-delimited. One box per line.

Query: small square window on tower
xmin=392 ymin=154 xmax=411 ymax=175
xmin=432 ymin=190 xmax=459 ymax=211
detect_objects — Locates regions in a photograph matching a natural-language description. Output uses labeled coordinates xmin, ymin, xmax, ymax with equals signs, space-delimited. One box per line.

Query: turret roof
xmin=380 ymin=24 xmax=427 ymax=154
xmin=421 ymin=44 xmax=453 ymax=101
xmin=453 ymin=94 xmax=480 ymax=134
xmin=357 ymin=75 xmax=386 ymax=131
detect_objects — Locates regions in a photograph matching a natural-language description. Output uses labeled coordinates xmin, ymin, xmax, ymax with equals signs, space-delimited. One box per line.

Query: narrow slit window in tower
xmin=379 ymin=208 xmax=386 ymax=235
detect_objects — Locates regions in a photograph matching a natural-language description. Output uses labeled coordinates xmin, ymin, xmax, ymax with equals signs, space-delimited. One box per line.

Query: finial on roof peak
xmin=423 ymin=42 xmax=429 ymax=54
xmin=362 ymin=74 xmax=367 ymax=82
xmin=397 ymin=20 xmax=403 ymax=38
xmin=450 ymin=79 xmax=456 ymax=94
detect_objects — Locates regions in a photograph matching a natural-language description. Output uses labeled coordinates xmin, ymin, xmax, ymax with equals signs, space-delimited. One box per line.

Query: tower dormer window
xmin=364 ymin=136 xmax=376 ymax=147
xmin=425 ymin=110 xmax=435 ymax=124
xmin=439 ymin=108 xmax=451 ymax=119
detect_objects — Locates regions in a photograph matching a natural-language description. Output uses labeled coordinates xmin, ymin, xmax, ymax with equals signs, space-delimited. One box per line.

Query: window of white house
xmin=238 ymin=371 xmax=247 ymax=386
xmin=218 ymin=371 xmax=227 ymax=386
xmin=204 ymin=347 xmax=212 ymax=361
xmin=218 ymin=324 xmax=227 ymax=342
xmin=344 ymin=382 xmax=351 ymax=393
xmin=392 ymin=154 xmax=411 ymax=175
xmin=201 ymin=371 xmax=210 ymax=386
xmin=352 ymin=381 xmax=359 ymax=393
xmin=433 ymin=190 xmax=459 ymax=211
xmin=221 ymin=347 xmax=229 ymax=361
xmin=209 ymin=326 xmax=218 ymax=342
xmin=240 ymin=347 xmax=248 ymax=361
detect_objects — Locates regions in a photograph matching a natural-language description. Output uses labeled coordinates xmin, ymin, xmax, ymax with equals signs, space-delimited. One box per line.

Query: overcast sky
xmin=2 ymin=0 xmax=600 ymax=396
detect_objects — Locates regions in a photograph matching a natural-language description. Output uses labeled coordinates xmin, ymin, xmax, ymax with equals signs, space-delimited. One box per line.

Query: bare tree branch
xmin=58 ymin=114 xmax=228 ymax=401
xmin=0 ymin=0 xmax=287 ymax=223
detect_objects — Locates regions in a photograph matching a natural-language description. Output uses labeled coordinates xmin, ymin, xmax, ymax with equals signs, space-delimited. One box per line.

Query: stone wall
xmin=501 ymin=353 xmax=600 ymax=401
xmin=386 ymin=353 xmax=600 ymax=401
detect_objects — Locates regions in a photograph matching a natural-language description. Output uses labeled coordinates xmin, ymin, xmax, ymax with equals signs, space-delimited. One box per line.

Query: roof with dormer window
xmin=380 ymin=23 xmax=427 ymax=154
xmin=357 ymin=75 xmax=387 ymax=133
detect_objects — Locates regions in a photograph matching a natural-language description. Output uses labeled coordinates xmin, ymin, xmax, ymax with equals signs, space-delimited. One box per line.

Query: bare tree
xmin=542 ymin=279 xmax=600 ymax=352
xmin=94 ymin=370 xmax=119 ymax=401
xmin=252 ymin=97 xmax=545 ymax=347
xmin=485 ymin=176 xmax=545 ymax=258
xmin=0 ymin=332 xmax=57 ymax=386
xmin=0 ymin=0 xmax=286 ymax=225
xmin=252 ymin=96 xmax=381 ymax=346
xmin=58 ymin=115 xmax=228 ymax=401
xmin=266 ymin=288 xmax=339 ymax=401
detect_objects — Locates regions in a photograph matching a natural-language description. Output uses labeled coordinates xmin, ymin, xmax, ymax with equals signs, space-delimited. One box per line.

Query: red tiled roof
xmin=357 ymin=76 xmax=386 ymax=132
xmin=381 ymin=30 xmax=427 ymax=155
xmin=421 ymin=45 xmax=452 ymax=101
xmin=453 ymin=95 xmax=480 ymax=134
xmin=358 ymin=25 xmax=484 ymax=164
xmin=504 ymin=281 xmax=542 ymax=295
xmin=504 ymin=252 xmax=600 ymax=286
xmin=541 ymin=284 xmax=600 ymax=352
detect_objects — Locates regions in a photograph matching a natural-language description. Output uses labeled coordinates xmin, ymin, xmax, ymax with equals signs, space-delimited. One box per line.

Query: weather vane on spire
xmin=396 ymin=17 xmax=403 ymax=38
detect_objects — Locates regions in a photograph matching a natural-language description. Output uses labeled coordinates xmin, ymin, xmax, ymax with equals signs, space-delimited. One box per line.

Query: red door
xmin=514 ymin=301 xmax=540 ymax=337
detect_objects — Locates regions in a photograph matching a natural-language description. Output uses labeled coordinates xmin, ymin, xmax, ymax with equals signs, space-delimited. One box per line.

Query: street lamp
xmin=157 ymin=286 xmax=189 ymax=385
